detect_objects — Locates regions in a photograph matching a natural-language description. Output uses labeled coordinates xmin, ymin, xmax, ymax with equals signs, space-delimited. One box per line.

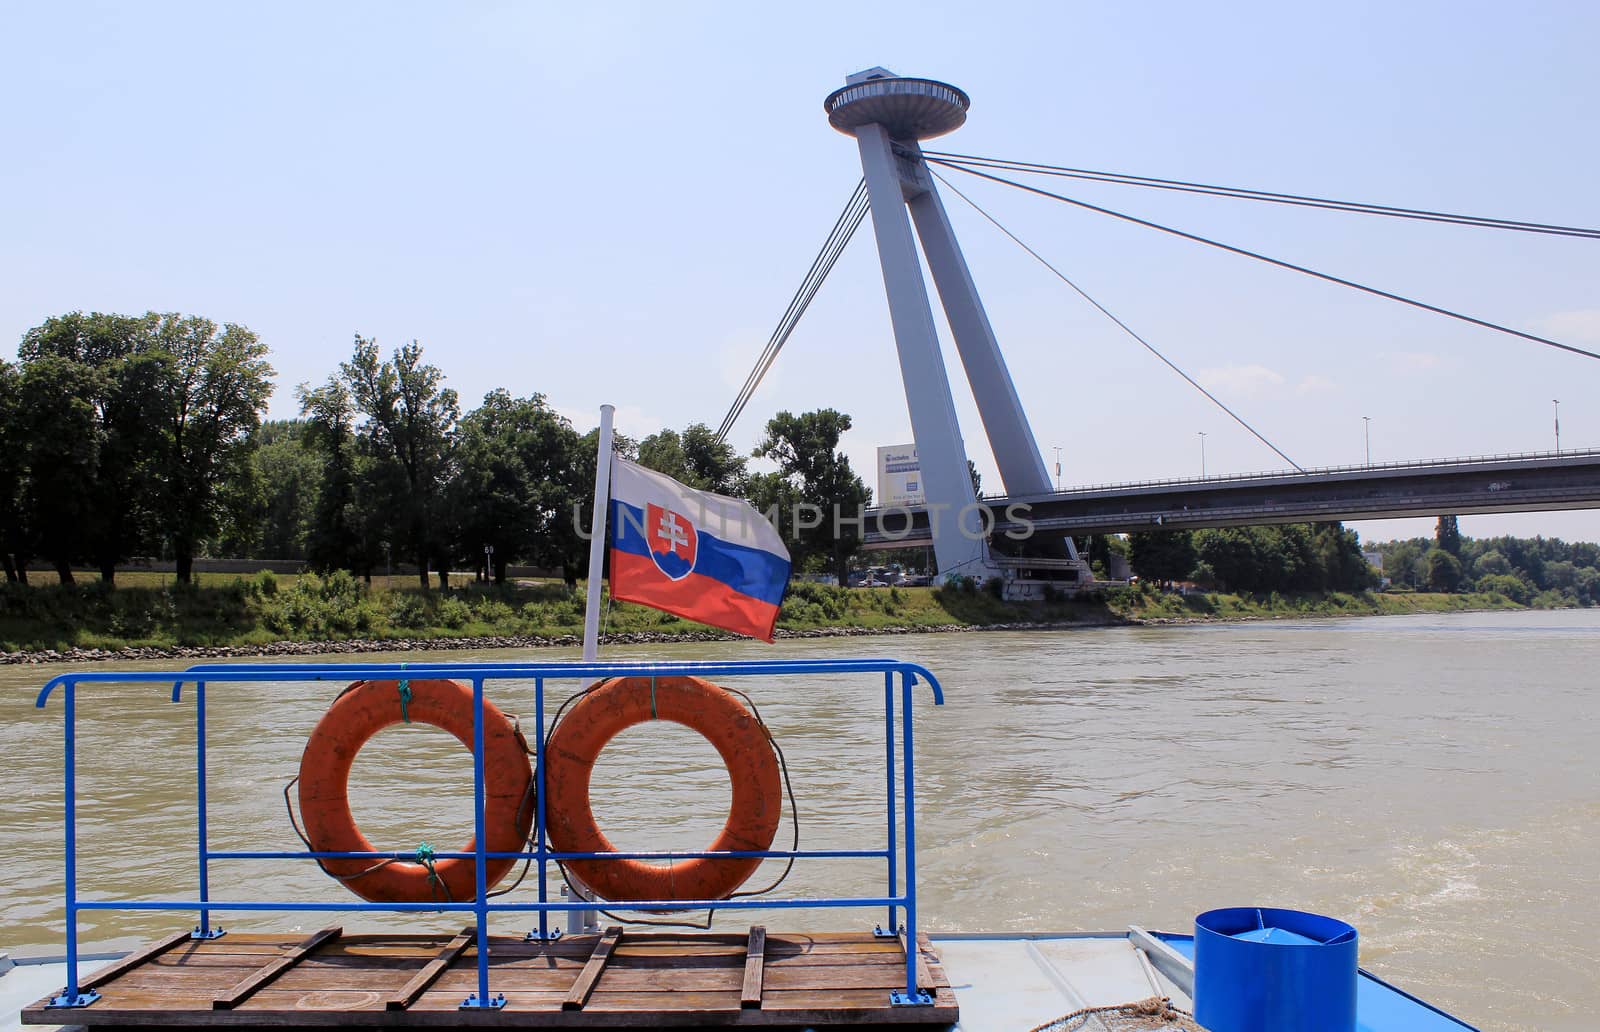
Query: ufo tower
xmin=826 ymin=69 xmax=1073 ymax=579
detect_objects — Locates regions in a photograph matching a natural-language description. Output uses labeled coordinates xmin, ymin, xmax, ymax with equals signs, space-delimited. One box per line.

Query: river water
xmin=4 ymin=609 xmax=1596 ymax=1031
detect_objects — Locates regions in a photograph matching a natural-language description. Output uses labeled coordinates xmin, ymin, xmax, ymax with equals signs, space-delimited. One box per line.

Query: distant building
xmin=876 ymin=444 xmax=924 ymax=507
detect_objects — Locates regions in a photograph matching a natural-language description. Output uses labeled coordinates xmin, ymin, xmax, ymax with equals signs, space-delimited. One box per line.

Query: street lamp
xmin=1053 ymin=446 xmax=1063 ymax=492
xmin=1363 ymin=416 xmax=1371 ymax=466
xmin=1198 ymin=432 xmax=1207 ymax=478
xmin=1554 ymin=399 xmax=1561 ymax=454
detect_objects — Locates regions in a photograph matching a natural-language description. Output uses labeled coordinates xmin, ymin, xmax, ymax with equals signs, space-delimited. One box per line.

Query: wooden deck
xmin=23 ymin=928 xmax=958 ymax=1028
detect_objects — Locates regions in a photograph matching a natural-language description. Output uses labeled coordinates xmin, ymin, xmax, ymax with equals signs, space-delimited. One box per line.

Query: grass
xmin=0 ymin=569 xmax=1564 ymax=654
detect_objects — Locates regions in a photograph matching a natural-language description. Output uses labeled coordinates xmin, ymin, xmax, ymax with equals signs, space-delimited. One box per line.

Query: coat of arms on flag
xmin=645 ymin=503 xmax=698 ymax=581
xmin=608 ymin=458 xmax=790 ymax=642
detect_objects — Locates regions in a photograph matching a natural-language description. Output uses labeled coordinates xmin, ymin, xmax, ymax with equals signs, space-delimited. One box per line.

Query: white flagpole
xmin=581 ymin=404 xmax=615 ymax=668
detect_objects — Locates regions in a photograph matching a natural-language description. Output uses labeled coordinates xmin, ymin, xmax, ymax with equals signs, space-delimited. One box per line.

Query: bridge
xmin=861 ymin=449 xmax=1600 ymax=547
xmin=716 ymin=69 xmax=1600 ymax=585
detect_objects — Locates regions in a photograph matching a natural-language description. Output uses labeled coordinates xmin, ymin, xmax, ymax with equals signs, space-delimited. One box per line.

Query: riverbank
xmin=0 ymin=569 xmax=1559 ymax=663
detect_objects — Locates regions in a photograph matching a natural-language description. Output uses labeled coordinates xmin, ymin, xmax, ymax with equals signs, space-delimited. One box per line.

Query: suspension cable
xmin=715 ymin=181 xmax=870 ymax=442
xmin=925 ymin=151 xmax=1600 ymax=240
xmin=930 ymin=170 xmax=1303 ymax=472
xmin=928 ymin=158 xmax=1600 ymax=364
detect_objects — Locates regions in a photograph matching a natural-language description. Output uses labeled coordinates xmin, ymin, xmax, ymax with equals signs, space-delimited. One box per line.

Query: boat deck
xmin=19 ymin=927 xmax=956 ymax=1029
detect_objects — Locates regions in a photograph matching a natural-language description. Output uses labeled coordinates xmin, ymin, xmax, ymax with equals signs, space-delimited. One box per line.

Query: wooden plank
xmin=384 ymin=926 xmax=473 ymax=1012
xmin=212 ymin=925 xmax=342 ymax=1010
xmin=740 ymin=925 xmax=766 ymax=1009
xmin=561 ymin=925 xmax=622 ymax=1011
xmin=79 ymin=928 xmax=198 ymax=990
xmin=22 ymin=928 xmax=958 ymax=1028
xmin=896 ymin=928 xmax=935 ymax=990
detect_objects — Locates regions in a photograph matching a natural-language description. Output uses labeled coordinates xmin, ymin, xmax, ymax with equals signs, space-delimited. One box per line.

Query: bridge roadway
xmin=863 ymin=449 xmax=1600 ymax=546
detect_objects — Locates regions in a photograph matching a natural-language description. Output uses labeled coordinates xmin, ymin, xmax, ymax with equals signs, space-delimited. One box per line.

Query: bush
xmin=251 ymin=569 xmax=279 ymax=597
xmin=1475 ymin=573 xmax=1531 ymax=605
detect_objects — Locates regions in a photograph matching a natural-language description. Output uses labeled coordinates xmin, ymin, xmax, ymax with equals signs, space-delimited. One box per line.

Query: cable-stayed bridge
xmin=717 ymin=68 xmax=1600 ymax=586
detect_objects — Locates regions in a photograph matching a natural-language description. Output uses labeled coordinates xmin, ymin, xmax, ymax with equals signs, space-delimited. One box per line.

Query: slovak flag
xmin=608 ymin=458 xmax=791 ymax=642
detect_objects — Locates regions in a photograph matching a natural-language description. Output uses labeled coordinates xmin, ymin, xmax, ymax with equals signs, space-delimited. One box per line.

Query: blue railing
xmin=34 ymin=656 xmax=944 ymax=1009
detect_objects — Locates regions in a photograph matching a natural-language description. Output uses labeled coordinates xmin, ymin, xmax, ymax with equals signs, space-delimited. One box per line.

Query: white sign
xmin=877 ymin=444 xmax=924 ymax=507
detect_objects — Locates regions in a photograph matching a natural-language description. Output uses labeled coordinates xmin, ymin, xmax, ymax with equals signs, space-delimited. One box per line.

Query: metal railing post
xmin=533 ymin=676 xmax=551 ymax=943
xmin=193 ymin=680 xmax=222 ymax=939
xmin=461 ymin=675 xmax=502 ymax=1009
xmin=48 ymin=678 xmax=98 ymax=1008
xmin=891 ymin=669 xmax=932 ymax=1005
xmin=880 ymin=670 xmax=898 ymax=937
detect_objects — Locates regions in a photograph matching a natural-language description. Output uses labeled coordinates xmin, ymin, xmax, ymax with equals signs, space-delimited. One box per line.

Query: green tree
xmin=147 ymin=314 xmax=275 ymax=584
xmin=16 ymin=358 xmax=100 ymax=582
xmin=753 ymin=409 xmax=870 ymax=585
xmin=0 ymin=361 xmax=29 ymax=581
xmin=637 ymin=423 xmax=749 ymax=495
xmin=18 ymin=312 xmax=170 ymax=583
xmin=451 ymin=390 xmax=583 ymax=584
xmin=219 ymin=420 xmax=322 ymax=559
xmin=298 ymin=378 xmax=374 ymax=575
xmin=1424 ymin=548 xmax=1463 ymax=592
xmin=340 ymin=337 xmax=458 ymax=589
xmin=1436 ymin=515 xmax=1462 ymax=557
xmin=1128 ymin=529 xmax=1197 ymax=588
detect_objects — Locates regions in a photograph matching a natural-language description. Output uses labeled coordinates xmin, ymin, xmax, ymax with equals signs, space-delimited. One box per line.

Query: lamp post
xmin=1053 ymin=446 xmax=1063 ymax=492
xmin=1554 ymin=399 xmax=1561 ymax=454
xmin=1198 ymin=432 xmax=1207 ymax=478
xmin=1363 ymin=416 xmax=1371 ymax=466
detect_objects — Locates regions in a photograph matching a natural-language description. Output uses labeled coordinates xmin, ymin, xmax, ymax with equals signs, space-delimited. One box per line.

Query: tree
xmin=16 ymin=358 xmax=100 ymax=582
xmin=968 ymin=459 xmax=982 ymax=497
xmin=0 ymin=361 xmax=29 ymax=581
xmin=298 ymin=378 xmax=375 ymax=575
xmin=18 ymin=312 xmax=169 ymax=583
xmin=451 ymin=390 xmax=583 ymax=584
xmin=1128 ymin=529 xmax=1197 ymax=588
xmin=753 ymin=409 xmax=870 ymax=585
xmin=1424 ymin=548 xmax=1463 ymax=592
xmin=340 ymin=337 xmax=458 ymax=589
xmin=1436 ymin=515 xmax=1462 ymax=557
xmin=637 ymin=423 xmax=749 ymax=495
xmin=147 ymin=314 xmax=275 ymax=584
xmin=219 ymin=420 xmax=322 ymax=559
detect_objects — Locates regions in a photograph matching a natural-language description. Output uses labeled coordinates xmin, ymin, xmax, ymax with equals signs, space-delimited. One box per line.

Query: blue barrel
xmin=1193 ymin=907 xmax=1358 ymax=1032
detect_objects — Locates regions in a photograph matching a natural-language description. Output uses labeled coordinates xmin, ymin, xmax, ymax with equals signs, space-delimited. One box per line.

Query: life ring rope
xmin=542 ymin=677 xmax=800 ymax=928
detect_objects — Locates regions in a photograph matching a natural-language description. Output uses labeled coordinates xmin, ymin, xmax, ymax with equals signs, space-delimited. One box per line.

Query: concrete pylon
xmin=825 ymin=69 xmax=1075 ymax=578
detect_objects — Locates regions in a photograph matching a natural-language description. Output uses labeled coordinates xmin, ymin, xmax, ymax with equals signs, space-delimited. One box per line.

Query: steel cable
xmin=930 ymin=170 xmax=1303 ymax=472
xmin=928 ymin=158 xmax=1600 ymax=364
xmin=924 ymin=151 xmax=1600 ymax=240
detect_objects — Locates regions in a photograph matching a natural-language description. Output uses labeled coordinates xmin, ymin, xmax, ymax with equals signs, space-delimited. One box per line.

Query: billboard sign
xmin=877 ymin=444 xmax=923 ymax=508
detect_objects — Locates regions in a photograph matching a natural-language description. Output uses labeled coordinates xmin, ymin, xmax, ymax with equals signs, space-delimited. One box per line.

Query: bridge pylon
xmin=826 ymin=69 xmax=1081 ymax=586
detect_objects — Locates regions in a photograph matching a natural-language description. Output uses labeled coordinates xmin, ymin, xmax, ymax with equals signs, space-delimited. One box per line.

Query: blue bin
xmin=1193 ymin=907 xmax=1358 ymax=1032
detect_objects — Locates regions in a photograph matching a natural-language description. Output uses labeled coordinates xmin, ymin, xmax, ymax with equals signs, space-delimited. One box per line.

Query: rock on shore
xmin=0 ymin=620 xmax=1107 ymax=666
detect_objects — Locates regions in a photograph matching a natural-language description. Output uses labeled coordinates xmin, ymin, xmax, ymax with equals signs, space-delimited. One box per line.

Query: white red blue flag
xmin=608 ymin=457 xmax=791 ymax=642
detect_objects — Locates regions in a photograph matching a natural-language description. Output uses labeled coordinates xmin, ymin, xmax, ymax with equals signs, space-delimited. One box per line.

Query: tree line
xmin=7 ymin=311 xmax=873 ymax=588
xmin=1127 ymin=523 xmax=1376 ymax=594
xmin=1368 ymin=515 xmax=1600 ymax=605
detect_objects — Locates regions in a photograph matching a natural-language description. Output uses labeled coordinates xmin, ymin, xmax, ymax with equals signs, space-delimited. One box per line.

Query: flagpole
xmin=581 ymin=404 xmax=615 ymax=668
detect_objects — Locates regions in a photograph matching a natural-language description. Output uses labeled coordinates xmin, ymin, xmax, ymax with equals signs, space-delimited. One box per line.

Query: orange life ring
xmin=544 ymin=676 xmax=782 ymax=903
xmin=297 ymin=679 xmax=534 ymax=903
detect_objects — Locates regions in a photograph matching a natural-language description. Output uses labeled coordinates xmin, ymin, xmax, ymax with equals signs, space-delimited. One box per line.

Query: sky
xmin=3 ymin=1 xmax=1597 ymax=545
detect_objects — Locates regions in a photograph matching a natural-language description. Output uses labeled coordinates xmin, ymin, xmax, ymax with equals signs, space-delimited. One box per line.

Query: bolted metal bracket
xmin=46 ymin=989 xmax=101 ymax=1009
xmin=459 ymin=993 xmax=507 ymax=1010
xmin=191 ymin=926 xmax=227 ymax=940
xmin=524 ymin=927 xmax=562 ymax=943
xmin=873 ymin=923 xmax=900 ymax=939
xmin=890 ymin=990 xmax=934 ymax=1007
